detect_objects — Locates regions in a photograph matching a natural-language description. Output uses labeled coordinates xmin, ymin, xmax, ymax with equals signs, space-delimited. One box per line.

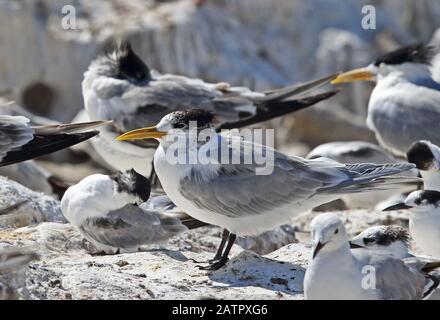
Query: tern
xmin=407 ymin=140 xmax=440 ymax=190
xmin=304 ymin=213 xmax=440 ymax=300
xmin=116 ymin=109 xmax=417 ymax=270
xmin=61 ymin=169 xmax=206 ymax=254
xmin=331 ymin=43 xmax=440 ymax=157
xmin=82 ymin=41 xmax=338 ymax=177
xmin=384 ymin=190 xmax=440 ymax=258
xmin=307 ymin=141 xmax=417 ymax=208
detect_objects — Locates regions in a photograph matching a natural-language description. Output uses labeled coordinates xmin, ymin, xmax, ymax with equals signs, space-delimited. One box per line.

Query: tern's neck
xmin=422 ymin=170 xmax=440 ymax=190
xmin=385 ymin=242 xmax=410 ymax=259
xmin=313 ymin=242 xmax=354 ymax=265
xmin=377 ymin=64 xmax=434 ymax=86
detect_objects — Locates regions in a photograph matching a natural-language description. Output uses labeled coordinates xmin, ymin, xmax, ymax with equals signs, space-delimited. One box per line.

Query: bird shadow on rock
xmin=143 ymin=248 xmax=189 ymax=262
xmin=208 ymin=250 xmax=305 ymax=295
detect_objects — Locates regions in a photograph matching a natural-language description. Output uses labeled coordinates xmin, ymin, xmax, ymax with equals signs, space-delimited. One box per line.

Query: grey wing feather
xmin=0 ymin=116 xmax=34 ymax=161
xmin=79 ymin=204 xmax=188 ymax=249
xmin=354 ymin=251 xmax=430 ymax=299
xmin=179 ymin=139 xmax=415 ymax=217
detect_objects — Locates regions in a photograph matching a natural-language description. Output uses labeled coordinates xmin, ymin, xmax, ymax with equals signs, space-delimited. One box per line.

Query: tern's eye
xmin=364 ymin=237 xmax=375 ymax=245
xmin=334 ymin=229 xmax=339 ymax=234
xmin=173 ymin=123 xmax=186 ymax=129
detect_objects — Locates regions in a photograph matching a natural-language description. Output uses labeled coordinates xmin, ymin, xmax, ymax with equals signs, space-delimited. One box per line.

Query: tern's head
xmin=111 ymin=169 xmax=151 ymax=203
xmin=310 ymin=213 xmax=348 ymax=259
xmin=407 ymin=140 xmax=440 ymax=171
xmin=349 ymin=225 xmax=410 ymax=258
xmin=331 ymin=43 xmax=436 ymax=84
xmin=89 ymin=40 xmax=151 ymax=83
xmin=383 ymin=190 xmax=440 ymax=214
xmin=115 ymin=109 xmax=217 ymax=142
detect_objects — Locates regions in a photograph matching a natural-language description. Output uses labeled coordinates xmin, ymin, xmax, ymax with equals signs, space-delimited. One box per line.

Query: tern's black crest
xmin=170 ymin=109 xmax=215 ymax=129
xmin=374 ymin=43 xmax=436 ymax=66
xmin=413 ymin=190 xmax=440 ymax=206
xmin=407 ymin=141 xmax=434 ymax=170
xmin=112 ymin=169 xmax=151 ymax=202
xmin=98 ymin=40 xmax=151 ymax=82
xmin=364 ymin=226 xmax=410 ymax=246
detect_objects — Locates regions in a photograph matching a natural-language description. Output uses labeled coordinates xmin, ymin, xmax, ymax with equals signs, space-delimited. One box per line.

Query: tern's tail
xmin=218 ymin=74 xmax=339 ymax=130
xmin=320 ymin=163 xmax=419 ymax=194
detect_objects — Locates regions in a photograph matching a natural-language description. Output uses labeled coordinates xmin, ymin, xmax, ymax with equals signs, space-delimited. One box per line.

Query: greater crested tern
xmin=0 ymin=115 xmax=110 ymax=167
xmin=307 ymin=141 xmax=418 ymax=208
xmin=61 ymin=169 xmax=206 ymax=254
xmin=407 ymin=140 xmax=440 ymax=190
xmin=384 ymin=190 xmax=440 ymax=258
xmin=304 ymin=213 xmax=440 ymax=300
xmin=331 ymin=43 xmax=440 ymax=157
xmin=117 ymin=109 xmax=417 ymax=270
xmin=82 ymin=41 xmax=338 ymax=177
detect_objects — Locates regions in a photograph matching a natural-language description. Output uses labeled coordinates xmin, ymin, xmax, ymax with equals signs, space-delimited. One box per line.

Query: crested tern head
xmin=384 ymin=189 xmax=440 ymax=258
xmin=304 ymin=213 xmax=440 ymax=300
xmin=407 ymin=140 xmax=440 ymax=190
xmin=117 ymin=109 xmax=417 ymax=270
xmin=331 ymin=43 xmax=440 ymax=157
xmin=82 ymin=40 xmax=338 ymax=177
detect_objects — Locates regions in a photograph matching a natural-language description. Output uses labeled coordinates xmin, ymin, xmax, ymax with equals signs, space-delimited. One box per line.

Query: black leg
xmin=212 ymin=229 xmax=230 ymax=261
xmin=198 ymin=233 xmax=236 ymax=271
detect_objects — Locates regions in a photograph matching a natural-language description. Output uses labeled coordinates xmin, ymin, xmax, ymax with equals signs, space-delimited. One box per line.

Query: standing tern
xmin=304 ymin=213 xmax=440 ymax=300
xmin=61 ymin=170 xmax=206 ymax=254
xmin=116 ymin=109 xmax=417 ymax=270
xmin=384 ymin=190 xmax=440 ymax=258
xmin=82 ymin=41 xmax=338 ymax=177
xmin=331 ymin=43 xmax=440 ymax=157
xmin=307 ymin=141 xmax=418 ymax=208
xmin=0 ymin=115 xmax=110 ymax=167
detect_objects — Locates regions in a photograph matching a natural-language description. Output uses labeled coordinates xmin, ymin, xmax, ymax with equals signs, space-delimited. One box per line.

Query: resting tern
xmin=61 ymin=170 xmax=206 ymax=254
xmin=82 ymin=41 xmax=338 ymax=177
xmin=331 ymin=43 xmax=440 ymax=157
xmin=304 ymin=213 xmax=440 ymax=300
xmin=116 ymin=109 xmax=417 ymax=270
xmin=384 ymin=190 xmax=440 ymax=258
xmin=407 ymin=140 xmax=440 ymax=190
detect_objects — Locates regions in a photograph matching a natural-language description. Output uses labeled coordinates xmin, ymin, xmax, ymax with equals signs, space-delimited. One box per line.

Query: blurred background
xmin=1 ymin=0 xmax=440 ymax=176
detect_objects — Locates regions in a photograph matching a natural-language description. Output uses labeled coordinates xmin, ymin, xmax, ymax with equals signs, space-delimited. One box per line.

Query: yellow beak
xmin=331 ymin=68 xmax=376 ymax=84
xmin=115 ymin=126 xmax=166 ymax=141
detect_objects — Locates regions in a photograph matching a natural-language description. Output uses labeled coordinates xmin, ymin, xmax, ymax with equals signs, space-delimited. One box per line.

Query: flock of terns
xmin=1 ymin=41 xmax=440 ymax=300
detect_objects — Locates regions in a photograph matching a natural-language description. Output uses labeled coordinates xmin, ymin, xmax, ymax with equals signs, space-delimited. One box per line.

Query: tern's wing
xmin=369 ymin=83 xmax=440 ymax=156
xmin=178 ymin=139 xmax=414 ymax=217
xmin=353 ymin=250 xmax=436 ymax=299
xmin=79 ymin=204 xmax=188 ymax=249
xmin=0 ymin=116 xmax=35 ymax=161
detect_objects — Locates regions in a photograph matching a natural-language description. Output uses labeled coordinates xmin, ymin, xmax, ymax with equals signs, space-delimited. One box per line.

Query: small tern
xmin=332 ymin=43 xmax=440 ymax=157
xmin=304 ymin=213 xmax=440 ymax=300
xmin=117 ymin=109 xmax=417 ymax=270
xmin=384 ymin=190 xmax=440 ymax=258
xmin=61 ymin=170 xmax=206 ymax=254
xmin=82 ymin=41 xmax=338 ymax=177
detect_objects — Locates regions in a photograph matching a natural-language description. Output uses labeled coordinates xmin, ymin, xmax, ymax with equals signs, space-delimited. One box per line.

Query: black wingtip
xmin=218 ymin=89 xmax=339 ymax=130
xmin=181 ymin=217 xmax=210 ymax=229
xmin=0 ymin=131 xmax=99 ymax=167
